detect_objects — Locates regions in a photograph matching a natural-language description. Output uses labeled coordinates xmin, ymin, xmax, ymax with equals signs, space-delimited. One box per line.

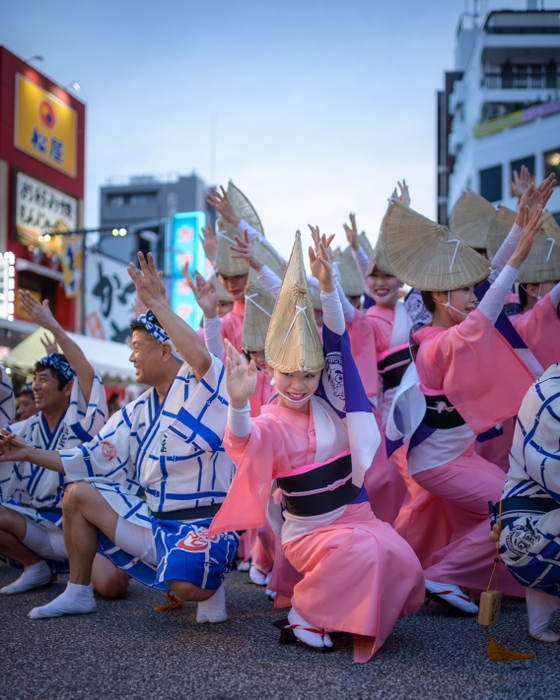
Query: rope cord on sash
xmin=245 ymin=293 xmax=272 ymax=317
xmin=284 ymin=305 xmax=317 ymax=345
xmin=481 ymin=499 xmax=533 ymax=661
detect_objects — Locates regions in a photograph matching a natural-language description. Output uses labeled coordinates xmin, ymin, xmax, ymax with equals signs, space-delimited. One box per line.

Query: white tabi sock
xmin=196 ymin=583 xmax=227 ymax=623
xmin=287 ymin=607 xmax=333 ymax=648
xmin=249 ymin=563 xmax=270 ymax=586
xmin=0 ymin=560 xmax=52 ymax=595
xmin=28 ymin=582 xmax=96 ymax=619
xmin=526 ymin=586 xmax=560 ymax=643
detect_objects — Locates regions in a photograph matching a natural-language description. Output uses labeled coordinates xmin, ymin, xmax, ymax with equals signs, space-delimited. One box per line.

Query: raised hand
xmin=343 ymin=213 xmax=359 ymax=251
xmin=229 ymin=231 xmax=264 ymax=271
xmin=189 ymin=271 xmax=219 ymax=318
xmin=127 ymin=252 xmax=168 ymax=311
xmin=200 ymin=223 xmax=218 ymax=265
xmin=19 ymin=291 xmax=58 ymax=331
xmin=225 ymin=339 xmax=257 ymax=408
xmin=206 ymin=187 xmax=241 ymax=227
xmin=510 ymin=205 xmax=544 ymax=269
xmin=309 ymin=234 xmax=335 ymax=292
xmin=40 ymin=333 xmax=58 ymax=355
xmin=398 ymin=180 xmax=411 ymax=207
xmin=510 ymin=165 xmax=532 ymax=199
xmin=535 ymin=172 xmax=556 ymax=209
xmin=131 ymin=294 xmax=148 ymax=318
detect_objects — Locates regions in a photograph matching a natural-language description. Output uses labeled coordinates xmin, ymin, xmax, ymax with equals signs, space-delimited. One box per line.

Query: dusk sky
xmin=1 ymin=0 xmax=553 ymax=258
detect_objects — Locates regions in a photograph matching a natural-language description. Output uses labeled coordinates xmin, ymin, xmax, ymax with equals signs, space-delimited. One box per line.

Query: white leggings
xmin=114 ymin=517 xmax=157 ymax=566
xmin=23 ymin=520 xmax=67 ymax=561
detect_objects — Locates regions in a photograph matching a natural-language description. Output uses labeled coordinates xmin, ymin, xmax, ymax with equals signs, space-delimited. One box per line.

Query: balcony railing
xmin=483 ymin=72 xmax=560 ymax=89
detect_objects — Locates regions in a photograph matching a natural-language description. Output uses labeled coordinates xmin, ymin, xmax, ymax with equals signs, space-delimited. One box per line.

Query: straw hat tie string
xmin=283 ymin=305 xmax=317 ymax=345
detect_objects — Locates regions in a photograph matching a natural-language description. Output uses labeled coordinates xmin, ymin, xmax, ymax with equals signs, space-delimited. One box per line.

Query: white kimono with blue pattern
xmin=499 ymin=364 xmax=560 ymax=594
xmin=59 ymin=356 xmax=236 ymax=587
xmin=0 ymin=368 xmax=15 ymax=430
xmin=0 ymin=373 xmax=107 ymax=536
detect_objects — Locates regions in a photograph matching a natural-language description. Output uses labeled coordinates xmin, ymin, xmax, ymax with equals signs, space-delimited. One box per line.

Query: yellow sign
xmin=14 ymin=73 xmax=77 ymax=178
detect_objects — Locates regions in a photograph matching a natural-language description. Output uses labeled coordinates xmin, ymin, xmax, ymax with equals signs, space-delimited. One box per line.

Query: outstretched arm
xmin=19 ymin=291 xmax=95 ymax=403
xmin=127 ymin=253 xmax=212 ymax=381
xmin=0 ymin=432 xmax=64 ymax=472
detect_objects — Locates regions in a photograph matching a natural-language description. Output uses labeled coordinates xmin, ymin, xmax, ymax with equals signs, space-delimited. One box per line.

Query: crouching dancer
xmin=209 ymin=232 xmax=424 ymax=663
xmin=0 ymin=253 xmax=238 ymax=621
xmin=494 ymin=363 xmax=560 ymax=643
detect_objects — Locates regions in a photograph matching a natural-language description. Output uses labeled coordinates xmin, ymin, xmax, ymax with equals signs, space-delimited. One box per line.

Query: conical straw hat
xmin=366 ymin=234 xmax=396 ymax=276
xmin=216 ymin=219 xmax=250 ymax=275
xmin=265 ymin=231 xmax=324 ymax=372
xmin=242 ymin=271 xmax=275 ymax=352
xmin=253 ymin=237 xmax=286 ymax=280
xmin=358 ymin=231 xmax=374 ymax=259
xmin=227 ymin=180 xmax=264 ymax=235
xmin=488 ymin=205 xmax=560 ymax=284
xmin=449 ymin=189 xmax=496 ymax=250
xmin=211 ymin=274 xmax=233 ymax=303
xmin=381 ymin=200 xmax=493 ymax=291
xmin=333 ymin=246 xmax=364 ymax=298
xmin=543 ymin=210 xmax=560 ymax=242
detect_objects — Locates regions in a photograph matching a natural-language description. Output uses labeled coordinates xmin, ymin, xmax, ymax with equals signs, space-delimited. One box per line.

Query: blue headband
xmin=39 ymin=353 xmax=76 ymax=383
xmin=135 ymin=311 xmax=183 ymax=361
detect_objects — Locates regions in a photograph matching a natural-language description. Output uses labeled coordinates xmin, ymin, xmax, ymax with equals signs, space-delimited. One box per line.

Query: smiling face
xmin=367 ymin=270 xmax=402 ymax=308
xmin=274 ymin=368 xmax=321 ymax=413
xmin=32 ymin=369 xmax=71 ymax=416
xmin=220 ymin=273 xmax=248 ymax=302
xmin=128 ymin=329 xmax=168 ymax=386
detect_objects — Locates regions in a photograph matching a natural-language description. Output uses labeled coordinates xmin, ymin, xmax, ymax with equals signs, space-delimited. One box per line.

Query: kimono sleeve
xmin=65 ymin=373 xmax=108 ymax=443
xmin=512 ymin=295 xmax=560 ymax=372
xmin=0 ymin=418 xmax=33 ymax=503
xmin=164 ymin=355 xmax=228 ymax=453
xmin=60 ymin=406 xmax=136 ymax=492
xmin=0 ymin=368 xmax=15 ymax=430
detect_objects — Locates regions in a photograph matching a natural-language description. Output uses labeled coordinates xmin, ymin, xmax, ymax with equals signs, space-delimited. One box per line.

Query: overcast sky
xmin=1 ymin=0 xmax=555 ymax=259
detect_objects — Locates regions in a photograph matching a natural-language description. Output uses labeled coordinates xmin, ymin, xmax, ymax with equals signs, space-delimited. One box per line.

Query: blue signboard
xmin=164 ymin=211 xmax=210 ymax=330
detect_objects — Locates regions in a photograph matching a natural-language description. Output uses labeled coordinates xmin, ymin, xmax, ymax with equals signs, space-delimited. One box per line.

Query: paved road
xmin=1 ymin=562 xmax=559 ymax=700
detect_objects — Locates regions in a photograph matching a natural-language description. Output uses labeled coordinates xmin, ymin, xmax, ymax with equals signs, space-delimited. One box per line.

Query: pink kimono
xmin=220 ymin=300 xmax=245 ymax=353
xmin=210 ymin=398 xmax=425 ymax=663
xmin=510 ymin=293 xmax=560 ymax=372
xmin=408 ymin=309 xmax=534 ymax=596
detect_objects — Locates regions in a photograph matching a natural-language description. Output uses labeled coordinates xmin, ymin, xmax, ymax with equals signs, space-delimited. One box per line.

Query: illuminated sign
xmin=0 ymin=253 xmax=15 ymax=321
xmin=15 ymin=172 xmax=78 ymax=254
xmin=14 ymin=73 xmax=77 ymax=178
xmin=165 ymin=212 xmax=207 ymax=330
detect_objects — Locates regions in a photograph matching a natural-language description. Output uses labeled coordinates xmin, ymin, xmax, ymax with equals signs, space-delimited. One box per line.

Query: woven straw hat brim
xmin=227 ymin=181 xmax=264 ymax=235
xmin=334 ymin=246 xmax=364 ymax=297
xmin=486 ymin=205 xmax=517 ymax=259
xmin=210 ymin=274 xmax=233 ymax=302
xmin=216 ymin=219 xmax=250 ymax=275
xmin=242 ymin=273 xmax=275 ymax=352
xmin=543 ymin=210 xmax=560 ymax=243
xmin=265 ymin=231 xmax=324 ymax=373
xmin=366 ymin=234 xmax=397 ymax=277
xmin=449 ymin=189 xmax=496 ymax=250
xmin=358 ymin=232 xmax=374 ymax=259
xmin=517 ymin=230 xmax=560 ymax=284
xmin=381 ymin=200 xmax=493 ymax=291
xmin=253 ymin=237 xmax=286 ymax=280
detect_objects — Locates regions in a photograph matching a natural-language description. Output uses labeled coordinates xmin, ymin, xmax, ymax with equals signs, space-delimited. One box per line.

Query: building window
xmin=130 ymin=195 xmax=147 ymax=206
xmin=510 ymin=156 xmax=535 ymax=195
xmin=544 ymin=149 xmax=560 ymax=184
xmin=109 ymin=195 xmax=124 ymax=207
xmin=479 ymin=165 xmax=502 ymax=202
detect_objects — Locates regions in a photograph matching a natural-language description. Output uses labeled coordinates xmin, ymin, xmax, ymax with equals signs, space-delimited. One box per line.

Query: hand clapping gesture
xmin=225 ymin=340 xmax=257 ymax=409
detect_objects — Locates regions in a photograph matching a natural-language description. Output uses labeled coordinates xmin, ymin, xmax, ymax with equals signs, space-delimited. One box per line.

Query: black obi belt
xmin=275 ymin=452 xmax=361 ymax=517
xmin=378 ymin=346 xmax=412 ymax=391
xmin=422 ymin=394 xmax=467 ymax=430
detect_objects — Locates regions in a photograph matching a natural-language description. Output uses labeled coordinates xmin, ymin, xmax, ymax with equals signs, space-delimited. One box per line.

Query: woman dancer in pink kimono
xmin=210 ymin=232 xmax=424 ymax=662
xmin=383 ymin=201 xmax=543 ymax=614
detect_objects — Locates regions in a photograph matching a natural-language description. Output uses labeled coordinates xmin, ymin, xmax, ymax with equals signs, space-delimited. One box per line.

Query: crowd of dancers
xmin=0 ymin=170 xmax=559 ymax=663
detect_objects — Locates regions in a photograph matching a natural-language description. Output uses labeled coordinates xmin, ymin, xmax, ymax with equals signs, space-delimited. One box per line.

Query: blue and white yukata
xmin=498 ymin=364 xmax=560 ymax=595
xmin=0 ymin=373 xmax=107 ymax=573
xmin=59 ymin=356 xmax=239 ymax=591
xmin=0 ymin=368 xmax=15 ymax=430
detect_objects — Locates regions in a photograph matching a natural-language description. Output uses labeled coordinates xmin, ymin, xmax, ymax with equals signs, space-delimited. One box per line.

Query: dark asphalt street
xmin=1 ymin=562 xmax=559 ymax=700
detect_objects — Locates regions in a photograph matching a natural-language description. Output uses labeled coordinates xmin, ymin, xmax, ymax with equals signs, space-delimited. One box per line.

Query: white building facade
xmin=437 ymin=7 xmax=560 ymax=224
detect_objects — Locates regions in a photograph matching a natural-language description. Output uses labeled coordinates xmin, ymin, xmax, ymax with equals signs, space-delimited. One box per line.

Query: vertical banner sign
xmin=165 ymin=212 xmax=207 ymax=330
xmin=61 ymin=235 xmax=83 ymax=298
xmin=14 ymin=74 xmax=77 ymax=178
xmin=84 ymin=252 xmax=136 ymax=343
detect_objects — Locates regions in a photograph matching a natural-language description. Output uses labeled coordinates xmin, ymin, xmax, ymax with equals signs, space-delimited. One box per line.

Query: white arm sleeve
xmin=227 ymin=403 xmax=252 ymax=437
xmin=352 ymin=246 xmax=370 ymax=292
xmin=237 ymin=219 xmax=263 ymax=244
xmin=203 ymin=315 xmax=225 ymax=362
xmin=257 ymin=264 xmax=282 ymax=298
xmin=334 ymin=276 xmax=356 ymax=322
xmin=320 ymin=289 xmax=346 ymax=336
xmin=478 ymin=265 xmax=518 ymax=324
xmin=489 ymin=223 xmax=522 ymax=283
xmin=550 ymin=281 xmax=560 ymax=308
